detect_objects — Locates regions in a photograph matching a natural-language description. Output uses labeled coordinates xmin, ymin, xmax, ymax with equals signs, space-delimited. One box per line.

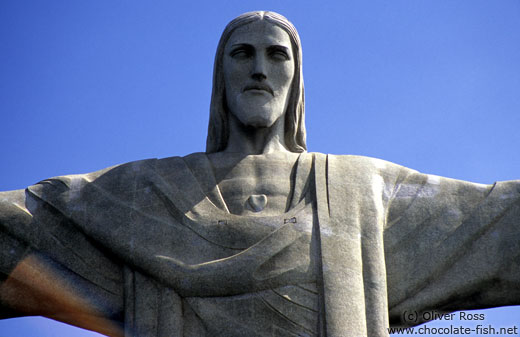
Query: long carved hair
xmin=205 ymin=11 xmax=306 ymax=153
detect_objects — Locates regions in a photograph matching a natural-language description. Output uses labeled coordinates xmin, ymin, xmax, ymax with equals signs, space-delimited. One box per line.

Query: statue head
xmin=206 ymin=11 xmax=306 ymax=153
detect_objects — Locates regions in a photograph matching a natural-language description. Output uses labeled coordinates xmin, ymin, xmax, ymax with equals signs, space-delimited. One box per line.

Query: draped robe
xmin=0 ymin=152 xmax=519 ymax=336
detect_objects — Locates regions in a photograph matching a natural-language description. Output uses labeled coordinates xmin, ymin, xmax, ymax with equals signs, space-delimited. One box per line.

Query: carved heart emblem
xmin=247 ymin=194 xmax=267 ymax=212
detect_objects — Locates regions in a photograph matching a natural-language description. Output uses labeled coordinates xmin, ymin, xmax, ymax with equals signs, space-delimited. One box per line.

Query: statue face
xmin=223 ymin=20 xmax=295 ymax=128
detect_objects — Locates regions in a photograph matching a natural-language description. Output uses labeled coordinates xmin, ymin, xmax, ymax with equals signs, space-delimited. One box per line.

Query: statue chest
xmin=207 ymin=152 xmax=307 ymax=216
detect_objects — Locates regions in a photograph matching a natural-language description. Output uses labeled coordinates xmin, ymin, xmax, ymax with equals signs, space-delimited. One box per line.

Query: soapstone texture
xmin=0 ymin=11 xmax=519 ymax=337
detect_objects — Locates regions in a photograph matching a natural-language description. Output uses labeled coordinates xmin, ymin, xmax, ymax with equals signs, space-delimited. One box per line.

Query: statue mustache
xmin=243 ymin=83 xmax=274 ymax=95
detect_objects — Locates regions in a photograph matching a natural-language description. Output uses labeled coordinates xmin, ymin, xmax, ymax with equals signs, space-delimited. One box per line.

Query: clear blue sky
xmin=1 ymin=1 xmax=519 ymax=336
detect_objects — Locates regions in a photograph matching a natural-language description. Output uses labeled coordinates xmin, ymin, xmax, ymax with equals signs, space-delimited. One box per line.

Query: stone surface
xmin=0 ymin=10 xmax=519 ymax=337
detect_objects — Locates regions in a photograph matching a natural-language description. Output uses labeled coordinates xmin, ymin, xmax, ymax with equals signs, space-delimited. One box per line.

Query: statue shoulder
xmin=321 ymin=153 xmax=413 ymax=176
xmin=83 ymin=154 xmax=201 ymax=185
xmin=28 ymin=153 xmax=205 ymax=202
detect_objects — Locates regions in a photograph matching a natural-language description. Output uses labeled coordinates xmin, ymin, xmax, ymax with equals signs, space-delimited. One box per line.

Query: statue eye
xmin=230 ymin=47 xmax=252 ymax=59
xmin=268 ymin=47 xmax=290 ymax=61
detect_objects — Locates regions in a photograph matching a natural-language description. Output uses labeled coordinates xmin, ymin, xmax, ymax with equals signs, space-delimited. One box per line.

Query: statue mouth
xmin=243 ymin=84 xmax=273 ymax=95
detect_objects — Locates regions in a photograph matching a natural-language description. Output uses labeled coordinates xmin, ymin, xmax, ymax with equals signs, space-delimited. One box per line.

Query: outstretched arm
xmin=0 ymin=184 xmax=124 ymax=336
xmin=384 ymin=166 xmax=520 ymax=326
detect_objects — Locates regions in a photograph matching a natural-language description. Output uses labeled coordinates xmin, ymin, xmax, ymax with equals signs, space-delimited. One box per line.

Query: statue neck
xmin=224 ymin=114 xmax=289 ymax=154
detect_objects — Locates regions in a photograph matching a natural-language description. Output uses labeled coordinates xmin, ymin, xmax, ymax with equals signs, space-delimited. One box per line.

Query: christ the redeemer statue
xmin=0 ymin=11 xmax=519 ymax=337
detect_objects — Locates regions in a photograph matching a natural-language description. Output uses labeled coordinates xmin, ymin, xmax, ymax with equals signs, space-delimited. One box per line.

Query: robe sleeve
xmin=383 ymin=164 xmax=520 ymax=326
xmin=0 ymin=175 xmax=125 ymax=336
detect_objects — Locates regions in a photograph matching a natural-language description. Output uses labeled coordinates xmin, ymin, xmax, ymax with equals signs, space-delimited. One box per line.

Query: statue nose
xmin=251 ymin=56 xmax=267 ymax=81
xmin=252 ymin=72 xmax=267 ymax=81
